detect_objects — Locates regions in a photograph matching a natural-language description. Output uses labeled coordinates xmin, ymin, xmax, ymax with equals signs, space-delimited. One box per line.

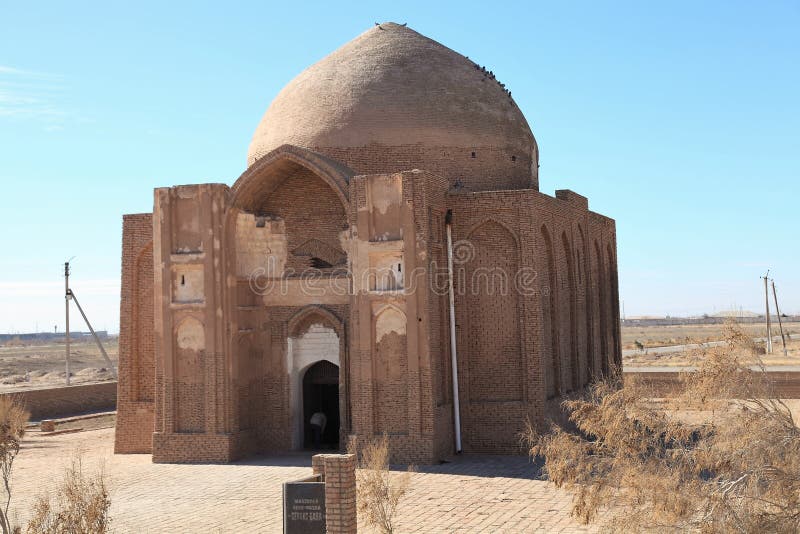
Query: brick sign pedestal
xmin=284 ymin=453 xmax=357 ymax=534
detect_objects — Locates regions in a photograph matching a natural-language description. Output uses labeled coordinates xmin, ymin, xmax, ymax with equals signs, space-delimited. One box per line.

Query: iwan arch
xmin=115 ymin=22 xmax=621 ymax=464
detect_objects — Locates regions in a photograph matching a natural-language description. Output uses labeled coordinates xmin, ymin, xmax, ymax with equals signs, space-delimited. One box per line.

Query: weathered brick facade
xmin=115 ymin=22 xmax=621 ymax=464
xmin=115 ymin=213 xmax=155 ymax=454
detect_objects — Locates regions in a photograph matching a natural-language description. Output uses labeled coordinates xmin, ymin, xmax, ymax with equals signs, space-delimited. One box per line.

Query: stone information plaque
xmin=283 ymin=480 xmax=326 ymax=534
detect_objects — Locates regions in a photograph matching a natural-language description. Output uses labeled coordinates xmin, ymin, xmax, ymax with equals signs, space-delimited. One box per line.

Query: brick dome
xmin=247 ymin=22 xmax=539 ymax=191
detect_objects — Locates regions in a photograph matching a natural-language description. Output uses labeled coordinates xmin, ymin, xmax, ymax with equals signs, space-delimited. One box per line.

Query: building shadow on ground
xmin=410 ymin=454 xmax=545 ymax=481
xmin=228 ymin=452 xmax=545 ymax=481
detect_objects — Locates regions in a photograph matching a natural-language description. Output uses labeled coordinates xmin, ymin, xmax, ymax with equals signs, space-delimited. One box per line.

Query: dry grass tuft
xmin=526 ymin=321 xmax=800 ymax=533
xmin=25 ymin=454 xmax=111 ymax=534
xmin=348 ymin=433 xmax=414 ymax=534
xmin=0 ymin=396 xmax=29 ymax=534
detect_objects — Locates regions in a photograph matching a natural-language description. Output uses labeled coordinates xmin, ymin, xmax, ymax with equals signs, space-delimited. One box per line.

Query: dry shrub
xmin=348 ymin=433 xmax=413 ymax=534
xmin=527 ymin=321 xmax=800 ymax=533
xmin=25 ymin=455 xmax=110 ymax=534
xmin=0 ymin=396 xmax=29 ymax=534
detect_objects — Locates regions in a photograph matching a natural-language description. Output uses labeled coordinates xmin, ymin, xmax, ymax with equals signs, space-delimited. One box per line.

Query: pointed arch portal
xmin=286 ymin=307 xmax=344 ymax=450
xmin=302 ymin=360 xmax=340 ymax=449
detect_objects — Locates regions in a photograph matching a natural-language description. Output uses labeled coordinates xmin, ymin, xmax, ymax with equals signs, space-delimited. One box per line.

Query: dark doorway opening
xmin=302 ymin=360 xmax=340 ymax=450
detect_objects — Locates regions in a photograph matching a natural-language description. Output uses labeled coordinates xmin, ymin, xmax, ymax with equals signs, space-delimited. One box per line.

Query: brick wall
xmin=175 ymin=321 xmax=206 ymax=433
xmin=153 ymin=432 xmax=237 ymax=464
xmin=117 ymin=144 xmax=620 ymax=464
xmin=115 ymin=213 xmax=155 ymax=454
xmin=316 ymin=145 xmax=536 ymax=192
xmin=258 ymin=167 xmax=348 ymax=273
xmin=557 ymin=231 xmax=578 ymax=391
xmin=311 ymin=453 xmax=357 ymax=534
xmin=624 ymin=370 xmax=800 ymax=398
xmin=375 ymin=330 xmax=409 ymax=434
xmin=150 ymin=184 xmax=235 ymax=463
xmin=445 ymin=187 xmax=619 ymax=454
xmin=232 ymin=304 xmax=350 ymax=455
xmin=7 ymin=382 xmax=117 ymax=421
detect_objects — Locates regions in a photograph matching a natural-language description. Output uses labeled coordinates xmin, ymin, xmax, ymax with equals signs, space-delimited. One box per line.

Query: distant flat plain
xmin=0 ymin=337 xmax=118 ymax=391
xmin=1 ymin=322 xmax=798 ymax=389
xmin=622 ymin=321 xmax=800 ymax=367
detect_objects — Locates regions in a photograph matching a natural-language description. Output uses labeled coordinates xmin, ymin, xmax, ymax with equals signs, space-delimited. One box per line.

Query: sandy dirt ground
xmin=3 ymin=326 xmax=799 ymax=386
xmin=622 ymin=323 xmax=800 ymax=368
xmin=622 ymin=322 xmax=800 ymax=349
xmin=0 ymin=338 xmax=118 ymax=392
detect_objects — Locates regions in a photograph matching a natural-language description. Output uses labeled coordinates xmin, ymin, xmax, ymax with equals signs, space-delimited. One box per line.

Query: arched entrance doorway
xmin=287 ymin=307 xmax=345 ymax=451
xmin=302 ymin=360 xmax=340 ymax=449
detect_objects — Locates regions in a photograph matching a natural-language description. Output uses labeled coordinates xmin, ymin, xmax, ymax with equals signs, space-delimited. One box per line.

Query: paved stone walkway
xmin=11 ymin=428 xmax=596 ymax=533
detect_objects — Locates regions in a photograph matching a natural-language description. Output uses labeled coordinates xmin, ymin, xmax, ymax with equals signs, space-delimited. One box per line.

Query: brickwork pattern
xmin=448 ymin=188 xmax=619 ymax=448
xmin=152 ymin=432 xmax=237 ymax=463
xmin=315 ymin=145 xmax=535 ymax=192
xmin=175 ymin=344 xmax=205 ymax=432
xmin=258 ymin=168 xmax=348 ymax=273
xmin=540 ymin=225 xmax=560 ymax=398
xmin=312 ymin=454 xmax=357 ymax=534
xmin=464 ymin=220 xmax=523 ymax=403
xmin=5 ymin=382 xmax=116 ymax=421
xmin=375 ymin=331 xmax=409 ymax=435
xmin=14 ymin=428 xmax=599 ymax=533
xmin=232 ymin=304 xmax=349 ymax=455
xmin=557 ymin=231 xmax=578 ymax=392
xmin=134 ymin=244 xmax=155 ymax=401
xmin=119 ymin=165 xmax=619 ymax=464
xmin=151 ymin=184 xmax=232 ymax=463
xmin=118 ymin=168 xmax=619 ymax=463
xmin=115 ymin=213 xmax=155 ymax=454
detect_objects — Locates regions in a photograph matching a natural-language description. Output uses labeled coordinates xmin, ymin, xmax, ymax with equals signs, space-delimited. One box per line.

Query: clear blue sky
xmin=1 ymin=1 xmax=798 ymax=333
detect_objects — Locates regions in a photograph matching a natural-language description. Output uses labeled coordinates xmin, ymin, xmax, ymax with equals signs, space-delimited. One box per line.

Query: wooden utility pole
xmin=64 ymin=261 xmax=71 ymax=385
xmin=772 ymin=280 xmax=788 ymax=357
xmin=763 ymin=272 xmax=773 ymax=354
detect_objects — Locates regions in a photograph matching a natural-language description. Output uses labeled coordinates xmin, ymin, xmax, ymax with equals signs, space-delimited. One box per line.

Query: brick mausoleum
xmin=115 ymin=22 xmax=621 ymax=464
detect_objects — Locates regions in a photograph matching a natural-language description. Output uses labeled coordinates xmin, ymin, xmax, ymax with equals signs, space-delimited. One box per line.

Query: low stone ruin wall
xmin=1 ymin=381 xmax=117 ymax=420
xmin=624 ymin=371 xmax=800 ymax=398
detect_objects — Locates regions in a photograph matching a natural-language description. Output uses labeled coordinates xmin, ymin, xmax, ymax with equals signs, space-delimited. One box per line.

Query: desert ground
xmin=2 ymin=324 xmax=798 ymax=390
xmin=622 ymin=322 xmax=800 ymax=367
xmin=0 ymin=337 xmax=118 ymax=392
xmin=621 ymin=321 xmax=799 ymax=349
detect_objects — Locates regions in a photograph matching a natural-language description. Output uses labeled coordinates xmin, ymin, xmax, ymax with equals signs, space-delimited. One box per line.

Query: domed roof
xmin=248 ymin=22 xmax=538 ymax=190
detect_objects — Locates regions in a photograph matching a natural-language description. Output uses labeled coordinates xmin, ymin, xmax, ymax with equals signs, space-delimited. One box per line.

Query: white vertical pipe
xmin=446 ymin=219 xmax=462 ymax=453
